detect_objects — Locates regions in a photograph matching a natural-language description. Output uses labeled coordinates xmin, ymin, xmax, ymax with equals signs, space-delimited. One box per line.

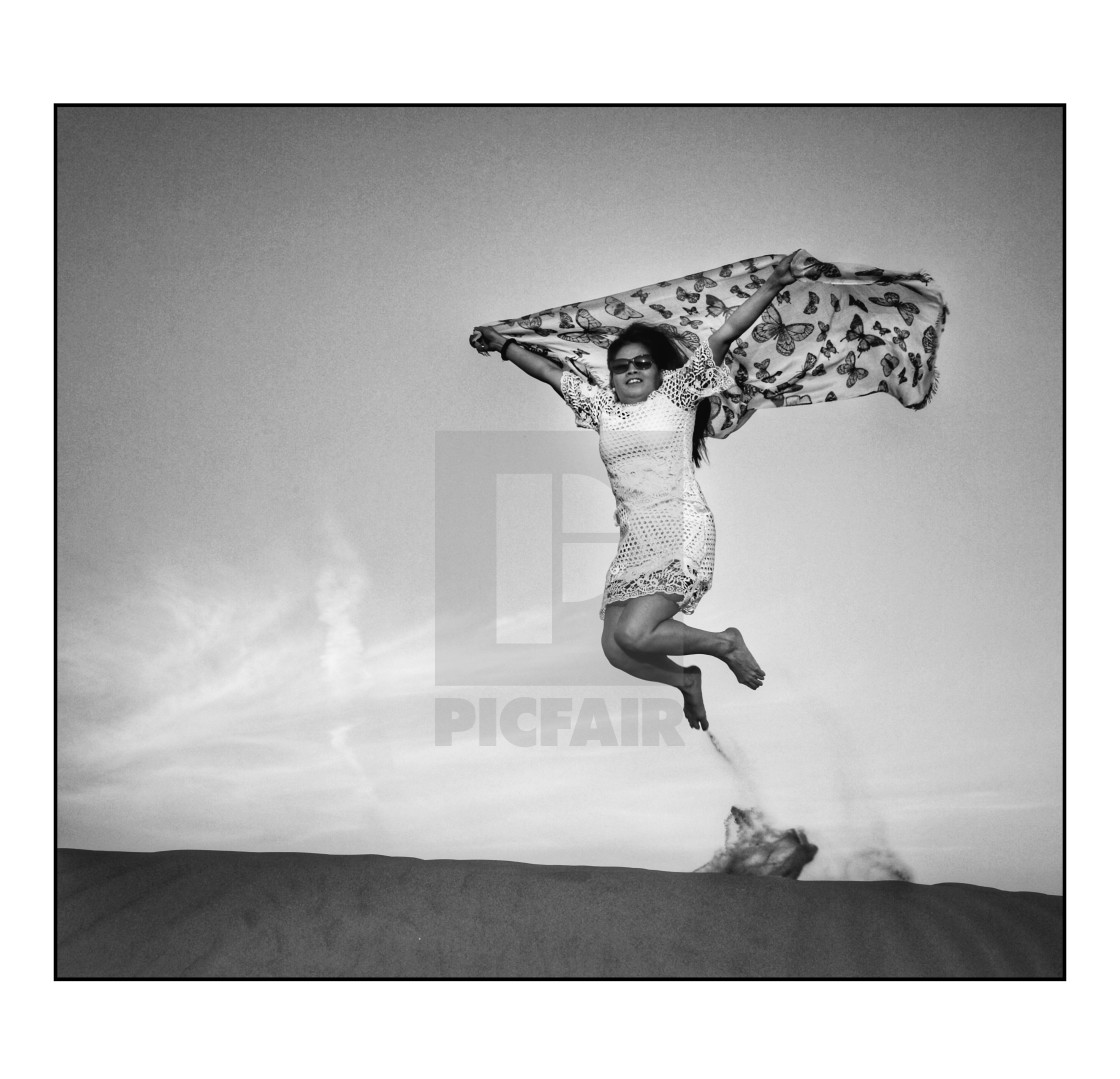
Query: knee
xmin=601 ymin=636 xmax=632 ymax=671
xmin=613 ymin=619 xmax=650 ymax=656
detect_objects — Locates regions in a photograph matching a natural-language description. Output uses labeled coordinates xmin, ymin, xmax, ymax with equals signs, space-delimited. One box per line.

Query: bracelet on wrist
xmin=500 ymin=338 xmax=516 ymax=361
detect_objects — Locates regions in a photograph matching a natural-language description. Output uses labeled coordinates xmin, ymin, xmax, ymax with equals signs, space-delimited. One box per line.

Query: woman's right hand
xmin=477 ymin=326 xmax=508 ymax=353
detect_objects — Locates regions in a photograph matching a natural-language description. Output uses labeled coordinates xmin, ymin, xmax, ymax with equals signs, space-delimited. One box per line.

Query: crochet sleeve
xmin=560 ymin=370 xmax=609 ymax=431
xmin=660 ymin=340 xmax=737 ymax=410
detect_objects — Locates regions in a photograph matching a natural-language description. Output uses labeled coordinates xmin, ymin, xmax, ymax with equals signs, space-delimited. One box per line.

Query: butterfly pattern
xmin=869 ymin=291 xmax=921 ymax=326
xmin=660 ymin=323 xmax=702 ymax=352
xmin=753 ymin=307 xmax=814 ymax=357
xmin=837 ymin=351 xmax=869 ymax=388
xmin=705 ymin=294 xmax=739 ymax=321
xmin=516 ymin=314 xmax=556 ymax=335
xmin=856 ymin=268 xmax=934 ymax=292
xmin=558 ymin=308 xmax=624 ymax=348
xmin=604 ymin=295 xmax=645 ymax=320
xmin=842 ymin=315 xmax=886 ymax=354
xmin=795 ymin=255 xmax=841 ymax=280
xmin=469 ymin=249 xmax=947 ymax=436
xmin=753 ymin=358 xmax=782 ymax=384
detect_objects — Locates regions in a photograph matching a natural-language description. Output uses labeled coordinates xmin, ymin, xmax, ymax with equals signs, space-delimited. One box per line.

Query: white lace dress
xmin=560 ymin=342 xmax=737 ymax=620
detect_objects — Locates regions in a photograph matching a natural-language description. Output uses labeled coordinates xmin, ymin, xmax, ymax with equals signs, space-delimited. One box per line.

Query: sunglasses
xmin=608 ymin=357 xmax=655 ymax=375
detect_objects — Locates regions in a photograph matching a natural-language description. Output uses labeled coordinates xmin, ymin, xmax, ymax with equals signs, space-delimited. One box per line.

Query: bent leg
xmin=614 ymin=593 xmax=766 ymax=689
xmin=602 ymin=603 xmax=708 ymax=730
xmin=602 ymin=602 xmax=688 ymax=687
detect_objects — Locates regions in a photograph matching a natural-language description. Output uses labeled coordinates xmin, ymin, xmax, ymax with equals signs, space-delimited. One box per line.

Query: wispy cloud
xmin=315 ymin=514 xmax=370 ymax=694
xmin=58 ymin=515 xmax=438 ymax=850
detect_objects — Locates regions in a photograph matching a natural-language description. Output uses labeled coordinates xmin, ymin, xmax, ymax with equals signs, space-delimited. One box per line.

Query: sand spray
xmin=697 ymin=716 xmax=819 ymax=877
xmin=701 ymin=694 xmax=913 ymax=882
xmin=706 ymin=730 xmax=734 ymax=768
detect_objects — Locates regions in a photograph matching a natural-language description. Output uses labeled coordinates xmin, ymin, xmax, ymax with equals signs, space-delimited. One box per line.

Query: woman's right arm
xmin=475 ymin=327 xmax=564 ymax=396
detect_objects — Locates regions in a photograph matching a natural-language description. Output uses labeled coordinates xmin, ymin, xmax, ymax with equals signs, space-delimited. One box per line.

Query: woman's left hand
xmin=770 ymin=252 xmax=797 ymax=288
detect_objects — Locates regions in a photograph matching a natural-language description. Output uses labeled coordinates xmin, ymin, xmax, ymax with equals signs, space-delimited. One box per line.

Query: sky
xmin=57 ymin=105 xmax=1063 ymax=894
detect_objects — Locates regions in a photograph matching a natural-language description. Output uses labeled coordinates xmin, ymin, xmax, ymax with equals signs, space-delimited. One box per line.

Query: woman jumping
xmin=476 ymin=252 xmax=807 ymax=732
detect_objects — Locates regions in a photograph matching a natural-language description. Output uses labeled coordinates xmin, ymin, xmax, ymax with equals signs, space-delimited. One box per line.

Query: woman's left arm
xmin=708 ymin=252 xmax=798 ymax=365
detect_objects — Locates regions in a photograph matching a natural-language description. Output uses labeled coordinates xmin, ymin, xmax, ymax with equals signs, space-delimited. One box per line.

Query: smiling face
xmin=609 ymin=342 xmax=662 ymax=404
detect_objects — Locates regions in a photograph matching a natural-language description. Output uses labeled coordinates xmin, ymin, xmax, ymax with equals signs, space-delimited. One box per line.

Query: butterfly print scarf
xmin=469 ymin=251 xmax=948 ymax=438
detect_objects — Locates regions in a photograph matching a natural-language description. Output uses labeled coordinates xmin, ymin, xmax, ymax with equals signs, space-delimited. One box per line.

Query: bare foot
xmin=681 ymin=665 xmax=708 ymax=731
xmin=718 ymin=628 xmax=765 ymax=689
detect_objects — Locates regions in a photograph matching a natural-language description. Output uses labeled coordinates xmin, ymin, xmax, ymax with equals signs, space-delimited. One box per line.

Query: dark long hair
xmin=606 ymin=323 xmax=714 ymax=468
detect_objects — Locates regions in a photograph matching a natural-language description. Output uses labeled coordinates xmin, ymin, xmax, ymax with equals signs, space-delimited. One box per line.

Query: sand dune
xmin=56 ymin=848 xmax=1063 ymax=978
